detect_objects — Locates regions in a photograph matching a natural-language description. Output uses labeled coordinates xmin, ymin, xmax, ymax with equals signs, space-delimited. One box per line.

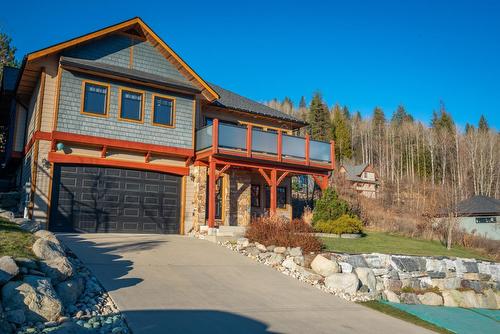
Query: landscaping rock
xmin=0 ymin=256 xmax=19 ymax=285
xmin=427 ymin=271 xmax=446 ymax=279
xmin=354 ymin=267 xmax=376 ymax=292
xmin=273 ymin=247 xmax=287 ymax=254
xmin=311 ymin=255 xmax=340 ymax=277
xmin=14 ymin=218 xmax=41 ymax=232
xmin=0 ymin=210 xmax=14 ymax=221
xmin=34 ymin=230 xmax=59 ymax=243
xmin=384 ymin=290 xmax=400 ymax=303
xmin=364 ymin=254 xmax=390 ymax=269
xmin=245 ymin=247 xmax=260 ymax=257
xmin=236 ymin=238 xmax=249 ymax=248
xmin=39 ymin=257 xmax=75 ymax=284
xmin=258 ymin=252 xmax=272 ymax=261
xmin=344 ymin=255 xmax=368 ymax=268
xmin=32 ymin=238 xmax=65 ymax=260
xmin=1 ymin=275 xmax=63 ymax=322
xmin=50 ymin=321 xmax=95 ymax=333
xmin=442 ymin=290 xmax=463 ymax=307
xmin=282 ymin=258 xmax=298 ymax=271
xmin=418 ymin=292 xmax=443 ymax=306
xmin=56 ymin=277 xmax=85 ymax=306
xmin=463 ymin=261 xmax=479 ymax=273
xmin=5 ymin=309 xmax=25 ymax=324
xmin=477 ymin=290 xmax=498 ymax=309
xmin=298 ymin=268 xmax=323 ymax=282
xmin=400 ymin=293 xmax=421 ymax=304
xmin=289 ymin=247 xmax=302 ymax=257
xmin=431 ymin=277 xmax=461 ymax=290
xmin=266 ymin=253 xmax=284 ymax=266
xmin=255 ymin=242 xmax=267 ymax=252
xmin=293 ymin=255 xmax=305 ymax=267
xmin=339 ymin=262 xmax=353 ymax=273
xmin=391 ymin=256 xmax=425 ymax=272
xmin=461 ymin=290 xmax=480 ymax=308
xmin=324 ymin=273 xmax=359 ymax=294
xmin=266 ymin=245 xmax=276 ymax=252
xmin=461 ymin=279 xmax=482 ymax=292
xmin=15 ymin=257 xmax=38 ymax=270
xmin=0 ymin=305 xmax=13 ymax=334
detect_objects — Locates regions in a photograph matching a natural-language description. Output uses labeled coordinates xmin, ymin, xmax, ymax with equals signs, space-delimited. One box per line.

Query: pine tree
xmin=342 ymin=106 xmax=351 ymax=120
xmin=298 ymin=96 xmax=308 ymax=122
xmin=308 ymin=92 xmax=330 ymax=141
xmin=331 ymin=104 xmax=352 ymax=161
xmin=465 ymin=123 xmax=475 ymax=134
xmin=478 ymin=115 xmax=489 ymax=133
xmin=0 ymin=32 xmax=19 ymax=79
xmin=391 ymin=105 xmax=413 ymax=125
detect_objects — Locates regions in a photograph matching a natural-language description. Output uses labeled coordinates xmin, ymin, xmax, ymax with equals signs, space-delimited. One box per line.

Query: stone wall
xmin=189 ymin=165 xmax=207 ymax=231
xmin=227 ymin=170 xmax=251 ymax=226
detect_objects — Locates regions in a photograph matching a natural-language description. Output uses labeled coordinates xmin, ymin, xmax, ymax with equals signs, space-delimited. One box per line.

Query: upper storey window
xmin=152 ymin=94 xmax=175 ymax=127
xmin=82 ymin=82 xmax=109 ymax=116
xmin=119 ymin=88 xmax=144 ymax=123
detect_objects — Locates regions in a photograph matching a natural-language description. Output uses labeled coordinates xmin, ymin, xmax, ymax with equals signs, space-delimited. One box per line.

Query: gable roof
xmin=455 ymin=196 xmax=500 ymax=216
xmin=16 ymin=17 xmax=219 ymax=102
xmin=209 ymin=83 xmax=306 ymax=126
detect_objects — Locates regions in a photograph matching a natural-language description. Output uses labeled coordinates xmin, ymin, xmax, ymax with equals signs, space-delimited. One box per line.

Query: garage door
xmin=49 ymin=164 xmax=181 ymax=233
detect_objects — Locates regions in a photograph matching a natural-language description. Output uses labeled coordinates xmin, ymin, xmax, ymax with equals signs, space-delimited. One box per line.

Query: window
xmin=82 ymin=82 xmax=109 ymax=116
xmin=119 ymin=89 xmax=143 ymax=122
xmin=152 ymin=95 xmax=175 ymax=127
xmin=251 ymin=185 xmax=261 ymax=207
xmin=264 ymin=186 xmax=287 ymax=209
xmin=476 ymin=217 xmax=497 ymax=224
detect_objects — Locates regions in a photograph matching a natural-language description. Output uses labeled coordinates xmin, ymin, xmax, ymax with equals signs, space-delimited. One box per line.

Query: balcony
xmin=195 ymin=119 xmax=335 ymax=170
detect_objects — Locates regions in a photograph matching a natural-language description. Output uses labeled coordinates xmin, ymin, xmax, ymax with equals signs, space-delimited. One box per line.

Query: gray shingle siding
xmin=63 ymin=33 xmax=192 ymax=87
xmin=57 ymin=69 xmax=194 ymax=148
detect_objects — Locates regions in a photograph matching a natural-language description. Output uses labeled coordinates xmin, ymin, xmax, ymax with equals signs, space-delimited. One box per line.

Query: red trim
xmin=24 ymin=131 xmax=52 ymax=154
xmin=212 ymin=119 xmax=219 ymax=154
xmin=216 ymin=164 xmax=230 ymax=179
xmin=277 ymin=171 xmax=289 ymax=186
xmin=277 ymin=130 xmax=282 ymax=162
xmin=246 ymin=124 xmax=252 ymax=157
xmin=208 ymin=157 xmax=216 ymax=228
xmin=52 ymin=131 xmax=193 ymax=157
xmin=313 ymin=175 xmax=329 ymax=190
xmin=258 ymin=168 xmax=272 ymax=185
xmin=270 ymin=169 xmax=277 ymax=215
xmin=305 ymin=134 xmax=310 ymax=166
xmin=330 ymin=140 xmax=336 ymax=170
xmin=48 ymin=152 xmax=189 ymax=176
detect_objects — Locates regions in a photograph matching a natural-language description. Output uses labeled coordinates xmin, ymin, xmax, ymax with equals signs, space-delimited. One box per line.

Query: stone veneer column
xmin=228 ymin=170 xmax=251 ymax=226
xmin=32 ymin=141 xmax=52 ymax=228
xmin=191 ymin=165 xmax=207 ymax=231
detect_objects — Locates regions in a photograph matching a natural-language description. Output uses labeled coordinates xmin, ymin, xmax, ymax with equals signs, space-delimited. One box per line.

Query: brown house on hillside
xmin=339 ymin=163 xmax=379 ymax=198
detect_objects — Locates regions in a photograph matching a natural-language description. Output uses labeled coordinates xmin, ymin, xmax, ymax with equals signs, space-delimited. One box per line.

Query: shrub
xmin=314 ymin=215 xmax=363 ymax=235
xmin=245 ymin=216 xmax=322 ymax=253
xmin=312 ymin=187 xmax=351 ymax=224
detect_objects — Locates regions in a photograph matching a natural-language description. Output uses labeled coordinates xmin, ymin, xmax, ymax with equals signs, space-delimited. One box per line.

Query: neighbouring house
xmin=452 ymin=196 xmax=500 ymax=241
xmin=338 ymin=163 xmax=378 ymax=198
xmin=0 ymin=17 xmax=334 ymax=235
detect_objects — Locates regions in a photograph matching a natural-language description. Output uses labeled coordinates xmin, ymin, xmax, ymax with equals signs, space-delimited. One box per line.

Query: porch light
xmin=56 ymin=142 xmax=65 ymax=151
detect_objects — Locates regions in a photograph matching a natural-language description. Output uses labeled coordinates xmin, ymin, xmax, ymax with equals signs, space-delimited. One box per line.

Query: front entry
xmin=49 ymin=164 xmax=181 ymax=233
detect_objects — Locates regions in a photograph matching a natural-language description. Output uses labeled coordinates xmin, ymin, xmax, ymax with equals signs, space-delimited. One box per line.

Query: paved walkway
xmin=59 ymin=234 xmax=433 ymax=334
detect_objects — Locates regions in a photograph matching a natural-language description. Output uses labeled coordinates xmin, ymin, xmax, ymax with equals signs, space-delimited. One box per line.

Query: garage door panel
xmin=50 ymin=164 xmax=181 ymax=234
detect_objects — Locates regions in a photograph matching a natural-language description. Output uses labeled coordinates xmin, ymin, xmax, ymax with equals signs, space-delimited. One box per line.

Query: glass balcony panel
xmin=252 ymin=129 xmax=277 ymax=154
xmin=310 ymin=140 xmax=331 ymax=162
xmin=282 ymin=134 xmax=306 ymax=159
xmin=218 ymin=123 xmax=247 ymax=150
xmin=195 ymin=125 xmax=213 ymax=151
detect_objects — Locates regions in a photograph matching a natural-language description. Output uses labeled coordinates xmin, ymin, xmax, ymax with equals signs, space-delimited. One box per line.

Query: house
xmin=0 ymin=17 xmax=334 ymax=235
xmin=452 ymin=196 xmax=500 ymax=241
xmin=338 ymin=163 xmax=378 ymax=198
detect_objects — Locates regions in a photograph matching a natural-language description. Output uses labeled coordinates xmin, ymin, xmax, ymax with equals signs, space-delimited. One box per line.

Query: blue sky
xmin=1 ymin=0 xmax=499 ymax=128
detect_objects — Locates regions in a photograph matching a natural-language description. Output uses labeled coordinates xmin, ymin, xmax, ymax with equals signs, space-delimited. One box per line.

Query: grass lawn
xmin=0 ymin=217 xmax=35 ymax=258
xmin=360 ymin=301 xmax=453 ymax=334
xmin=321 ymin=231 xmax=492 ymax=260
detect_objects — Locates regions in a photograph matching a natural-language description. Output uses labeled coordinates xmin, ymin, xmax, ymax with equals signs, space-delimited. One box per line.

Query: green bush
xmin=312 ymin=187 xmax=351 ymax=223
xmin=314 ymin=215 xmax=363 ymax=235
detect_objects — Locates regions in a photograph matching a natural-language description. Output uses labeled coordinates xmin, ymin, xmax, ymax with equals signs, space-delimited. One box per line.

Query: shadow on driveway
xmin=58 ymin=234 xmax=169 ymax=292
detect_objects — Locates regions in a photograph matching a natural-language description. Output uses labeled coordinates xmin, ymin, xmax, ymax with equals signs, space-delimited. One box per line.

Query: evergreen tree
xmin=465 ymin=123 xmax=475 ymax=134
xmin=298 ymin=96 xmax=308 ymax=122
xmin=478 ymin=115 xmax=489 ymax=133
xmin=391 ymin=105 xmax=413 ymax=125
xmin=372 ymin=107 xmax=386 ymax=135
xmin=331 ymin=104 xmax=352 ymax=161
xmin=342 ymin=105 xmax=351 ymax=120
xmin=0 ymin=32 xmax=19 ymax=79
xmin=431 ymin=102 xmax=455 ymax=133
xmin=308 ymin=92 xmax=330 ymax=141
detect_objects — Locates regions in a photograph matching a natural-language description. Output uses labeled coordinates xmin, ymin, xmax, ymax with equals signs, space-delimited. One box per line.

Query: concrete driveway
xmin=59 ymin=234 xmax=433 ymax=334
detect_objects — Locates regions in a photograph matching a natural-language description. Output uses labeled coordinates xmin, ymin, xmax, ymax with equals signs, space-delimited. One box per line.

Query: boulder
xmin=477 ymin=290 xmax=497 ymax=309
xmin=236 ymin=238 xmax=249 ymax=248
xmin=34 ymin=230 xmax=59 ymax=243
xmin=289 ymin=247 xmax=302 ymax=257
xmin=266 ymin=253 xmax=284 ymax=266
xmin=311 ymin=255 xmax=340 ymax=277
xmin=364 ymin=254 xmax=391 ymax=269
xmin=245 ymin=247 xmax=260 ymax=257
xmin=442 ymin=290 xmax=463 ymax=307
xmin=254 ymin=242 xmax=267 ymax=252
xmin=15 ymin=257 xmax=38 ymax=270
xmin=384 ymin=278 xmax=403 ymax=292
xmin=0 ymin=256 xmax=19 ymax=285
xmin=13 ymin=218 xmax=41 ymax=232
xmin=39 ymin=257 xmax=75 ymax=284
xmin=293 ymin=255 xmax=305 ymax=267
xmin=384 ymin=290 xmax=400 ymax=303
xmin=324 ymin=273 xmax=359 ymax=294
xmin=258 ymin=252 xmax=272 ymax=261
xmin=273 ymin=247 xmax=287 ymax=254
xmin=298 ymin=268 xmax=323 ymax=282
xmin=0 ymin=210 xmax=14 ymax=221
xmin=56 ymin=277 xmax=85 ymax=306
xmin=400 ymin=293 xmax=421 ymax=305
xmin=354 ymin=267 xmax=377 ymax=292
xmin=431 ymin=277 xmax=461 ymax=290
xmin=391 ymin=256 xmax=425 ymax=272
xmin=1 ymin=275 xmax=62 ymax=322
xmin=418 ymin=292 xmax=443 ymax=306
xmin=345 ymin=255 xmax=368 ymax=268
xmin=0 ymin=305 xmax=13 ymax=334
xmin=50 ymin=321 xmax=94 ymax=334
xmin=463 ymin=273 xmax=480 ymax=281
xmin=5 ymin=309 xmax=25 ymax=324
xmin=266 ymin=245 xmax=276 ymax=252
xmin=339 ymin=262 xmax=353 ymax=273
xmin=461 ymin=279 xmax=482 ymax=293
xmin=461 ymin=290 xmax=480 ymax=308
xmin=32 ymin=238 xmax=65 ymax=260
xmin=282 ymin=258 xmax=299 ymax=272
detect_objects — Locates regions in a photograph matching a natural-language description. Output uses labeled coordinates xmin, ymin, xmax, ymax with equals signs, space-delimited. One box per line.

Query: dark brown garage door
xmin=49 ymin=164 xmax=181 ymax=233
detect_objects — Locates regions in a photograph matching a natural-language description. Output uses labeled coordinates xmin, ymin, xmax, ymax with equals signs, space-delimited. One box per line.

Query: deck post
xmin=330 ymin=140 xmax=335 ymax=170
xmin=212 ymin=118 xmax=219 ymax=154
xmin=208 ymin=157 xmax=216 ymax=228
xmin=305 ymin=134 xmax=310 ymax=165
xmin=246 ymin=124 xmax=253 ymax=157
xmin=270 ymin=169 xmax=277 ymax=215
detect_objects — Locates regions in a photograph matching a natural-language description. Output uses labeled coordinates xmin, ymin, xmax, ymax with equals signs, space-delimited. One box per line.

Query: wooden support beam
xmin=208 ymin=157 xmax=216 ymax=228
xmin=330 ymin=140 xmax=336 ymax=170
xmin=145 ymin=150 xmax=151 ymax=163
xmin=277 ymin=130 xmax=282 ymax=162
xmin=212 ymin=118 xmax=219 ymax=154
xmin=277 ymin=171 xmax=289 ymax=186
xmin=313 ymin=175 xmax=329 ymax=190
xmin=270 ymin=169 xmax=277 ymax=215
xmin=101 ymin=146 xmax=107 ymax=158
xmin=258 ymin=168 xmax=272 ymax=185
xmin=246 ymin=124 xmax=253 ymax=157
xmin=216 ymin=164 xmax=230 ymax=180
